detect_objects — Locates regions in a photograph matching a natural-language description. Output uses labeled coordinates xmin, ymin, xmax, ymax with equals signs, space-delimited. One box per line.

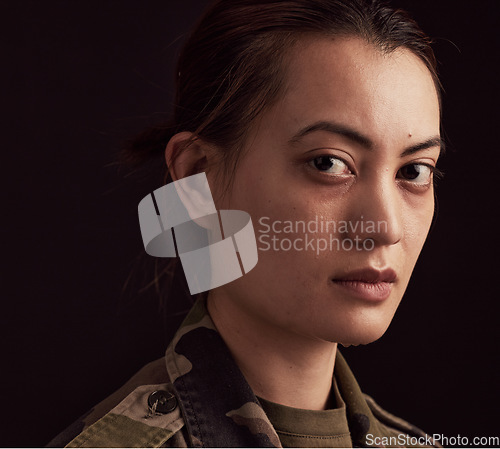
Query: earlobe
xmin=165 ymin=131 xmax=208 ymax=182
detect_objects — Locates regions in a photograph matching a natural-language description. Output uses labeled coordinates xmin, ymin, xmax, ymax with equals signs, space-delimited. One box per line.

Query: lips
xmin=331 ymin=268 xmax=397 ymax=301
xmin=333 ymin=268 xmax=397 ymax=283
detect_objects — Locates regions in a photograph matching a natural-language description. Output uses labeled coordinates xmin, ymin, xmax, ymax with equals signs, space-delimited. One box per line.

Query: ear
xmin=163 ymin=132 xmax=218 ymax=228
xmin=165 ymin=131 xmax=209 ymax=182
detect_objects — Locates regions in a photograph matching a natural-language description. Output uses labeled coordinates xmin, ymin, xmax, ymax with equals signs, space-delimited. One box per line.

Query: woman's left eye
xmin=308 ymin=156 xmax=351 ymax=175
xmin=397 ymin=163 xmax=433 ymax=184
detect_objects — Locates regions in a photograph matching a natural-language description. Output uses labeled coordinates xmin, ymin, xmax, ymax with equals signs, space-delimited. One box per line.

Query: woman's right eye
xmin=308 ymin=155 xmax=351 ymax=175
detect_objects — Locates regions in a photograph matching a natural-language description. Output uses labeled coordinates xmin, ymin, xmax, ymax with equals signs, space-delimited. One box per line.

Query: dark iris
xmin=400 ymin=164 xmax=422 ymax=180
xmin=314 ymin=156 xmax=336 ymax=171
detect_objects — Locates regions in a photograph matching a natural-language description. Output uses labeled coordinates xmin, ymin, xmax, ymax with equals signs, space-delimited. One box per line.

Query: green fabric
xmin=257 ymin=379 xmax=351 ymax=448
xmin=66 ymin=414 xmax=174 ymax=448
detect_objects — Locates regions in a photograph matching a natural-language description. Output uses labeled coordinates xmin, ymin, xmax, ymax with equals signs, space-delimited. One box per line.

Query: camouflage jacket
xmin=48 ymin=299 xmax=438 ymax=448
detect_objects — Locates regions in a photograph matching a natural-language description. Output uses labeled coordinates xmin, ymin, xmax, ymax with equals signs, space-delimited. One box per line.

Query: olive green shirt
xmin=258 ymin=378 xmax=352 ymax=447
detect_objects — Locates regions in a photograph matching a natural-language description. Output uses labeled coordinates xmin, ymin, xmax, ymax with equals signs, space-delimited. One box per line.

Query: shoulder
xmin=82 ymin=357 xmax=170 ymax=428
xmin=46 ymin=358 xmax=186 ymax=448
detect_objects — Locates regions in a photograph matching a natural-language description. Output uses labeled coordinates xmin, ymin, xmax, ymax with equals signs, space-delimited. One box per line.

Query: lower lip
xmin=331 ymin=280 xmax=393 ymax=301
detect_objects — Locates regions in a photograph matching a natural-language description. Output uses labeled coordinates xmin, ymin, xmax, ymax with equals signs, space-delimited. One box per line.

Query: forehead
xmin=273 ymin=36 xmax=440 ymax=144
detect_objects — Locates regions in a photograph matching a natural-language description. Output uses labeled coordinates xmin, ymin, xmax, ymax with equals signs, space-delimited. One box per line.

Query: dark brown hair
xmin=122 ymin=0 xmax=440 ymax=308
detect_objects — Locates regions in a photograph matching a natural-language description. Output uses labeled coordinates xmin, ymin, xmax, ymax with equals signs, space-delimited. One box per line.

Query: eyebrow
xmin=289 ymin=121 xmax=445 ymax=156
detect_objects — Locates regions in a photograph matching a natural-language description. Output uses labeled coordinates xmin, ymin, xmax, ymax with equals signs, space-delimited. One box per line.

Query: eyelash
xmin=307 ymin=155 xmax=444 ymax=185
xmin=307 ymin=155 xmax=352 ymax=176
xmin=396 ymin=163 xmax=443 ymax=186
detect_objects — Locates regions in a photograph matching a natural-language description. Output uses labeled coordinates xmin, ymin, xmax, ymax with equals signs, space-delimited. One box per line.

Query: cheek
xmin=227 ymin=160 xmax=304 ymax=220
xmin=401 ymin=191 xmax=435 ymax=258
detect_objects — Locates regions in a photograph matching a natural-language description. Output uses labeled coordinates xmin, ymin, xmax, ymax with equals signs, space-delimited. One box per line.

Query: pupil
xmin=403 ymin=164 xmax=420 ymax=179
xmin=315 ymin=156 xmax=334 ymax=171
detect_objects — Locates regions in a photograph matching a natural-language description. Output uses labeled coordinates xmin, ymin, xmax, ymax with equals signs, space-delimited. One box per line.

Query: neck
xmin=207 ymin=291 xmax=337 ymax=411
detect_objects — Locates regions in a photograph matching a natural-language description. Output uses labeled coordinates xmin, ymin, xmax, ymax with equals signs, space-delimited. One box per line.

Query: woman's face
xmin=209 ymin=36 xmax=441 ymax=345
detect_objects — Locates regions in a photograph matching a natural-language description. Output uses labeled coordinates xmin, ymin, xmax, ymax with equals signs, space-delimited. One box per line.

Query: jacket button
xmin=148 ymin=390 xmax=177 ymax=414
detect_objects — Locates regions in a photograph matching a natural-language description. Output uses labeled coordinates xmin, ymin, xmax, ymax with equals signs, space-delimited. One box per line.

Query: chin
xmin=337 ymin=334 xmax=383 ymax=347
xmin=341 ymin=326 xmax=391 ymax=346
xmin=318 ymin=316 xmax=394 ymax=347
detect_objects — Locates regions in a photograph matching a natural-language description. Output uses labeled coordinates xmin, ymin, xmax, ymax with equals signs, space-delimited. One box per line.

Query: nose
xmin=342 ymin=178 xmax=403 ymax=247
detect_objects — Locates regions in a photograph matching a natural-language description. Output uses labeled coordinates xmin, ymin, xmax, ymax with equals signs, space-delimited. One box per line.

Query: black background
xmin=2 ymin=0 xmax=499 ymax=447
